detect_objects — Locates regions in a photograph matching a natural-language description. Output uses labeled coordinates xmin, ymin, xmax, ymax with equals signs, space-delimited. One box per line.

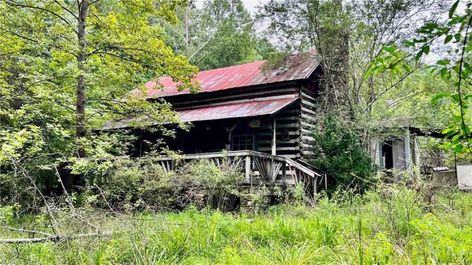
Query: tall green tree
xmin=258 ymin=0 xmax=445 ymax=116
xmin=0 ymin=0 xmax=198 ymax=204
xmin=0 ymin=0 xmax=197 ymax=157
xmin=164 ymin=0 xmax=273 ymax=70
xmin=192 ymin=0 xmax=256 ymax=69
xmin=372 ymin=1 xmax=472 ymax=155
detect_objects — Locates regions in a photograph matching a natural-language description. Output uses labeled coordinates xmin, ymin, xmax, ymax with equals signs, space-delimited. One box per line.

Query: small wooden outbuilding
xmin=370 ymin=126 xmax=443 ymax=172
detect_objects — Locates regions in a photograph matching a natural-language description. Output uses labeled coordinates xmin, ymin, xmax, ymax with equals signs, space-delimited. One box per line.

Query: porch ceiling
xmin=177 ymin=95 xmax=298 ymax=122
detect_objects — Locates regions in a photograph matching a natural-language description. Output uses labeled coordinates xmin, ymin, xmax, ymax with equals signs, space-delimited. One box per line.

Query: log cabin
xmin=104 ymin=52 xmax=326 ymax=199
xmin=102 ymin=53 xmax=443 ymax=197
xmin=109 ymin=52 xmax=322 ymax=159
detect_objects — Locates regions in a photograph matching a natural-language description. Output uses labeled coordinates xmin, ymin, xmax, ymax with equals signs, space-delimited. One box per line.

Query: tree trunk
xmin=76 ymin=0 xmax=89 ymax=157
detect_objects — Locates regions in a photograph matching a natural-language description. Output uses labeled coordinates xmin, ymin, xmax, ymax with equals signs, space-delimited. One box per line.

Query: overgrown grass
xmin=1 ymin=186 xmax=472 ymax=264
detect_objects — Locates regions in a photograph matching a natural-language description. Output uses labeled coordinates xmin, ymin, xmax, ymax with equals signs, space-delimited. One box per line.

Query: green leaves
xmin=0 ymin=126 xmax=45 ymax=166
xmin=0 ymin=0 xmax=199 ymax=197
xmin=421 ymin=45 xmax=430 ymax=55
xmin=366 ymin=45 xmax=413 ymax=79
xmin=311 ymin=115 xmax=376 ymax=193
xmin=445 ymin=34 xmax=453 ymax=44
xmin=449 ymin=0 xmax=459 ymax=18
xmin=397 ymin=0 xmax=472 ymax=155
xmin=436 ymin=59 xmax=450 ymax=66
xmin=431 ymin=92 xmax=451 ymax=103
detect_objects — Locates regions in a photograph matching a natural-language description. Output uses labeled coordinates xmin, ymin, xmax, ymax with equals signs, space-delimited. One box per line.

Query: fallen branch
xmin=0 ymin=232 xmax=112 ymax=244
xmin=1 ymin=225 xmax=53 ymax=237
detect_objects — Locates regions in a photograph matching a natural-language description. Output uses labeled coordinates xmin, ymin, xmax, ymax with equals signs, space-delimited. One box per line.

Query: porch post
xmin=404 ymin=127 xmax=411 ymax=172
xmin=313 ymin=176 xmax=318 ymax=206
xmin=272 ymin=118 xmax=276 ymax=155
xmin=282 ymin=161 xmax=286 ymax=180
xmin=414 ymin=135 xmax=420 ymax=174
xmin=245 ymin=155 xmax=251 ymax=182
xmin=324 ymin=173 xmax=328 ymax=190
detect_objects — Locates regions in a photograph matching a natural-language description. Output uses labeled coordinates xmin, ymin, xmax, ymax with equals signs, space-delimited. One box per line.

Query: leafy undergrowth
xmin=1 ymin=187 xmax=472 ymax=264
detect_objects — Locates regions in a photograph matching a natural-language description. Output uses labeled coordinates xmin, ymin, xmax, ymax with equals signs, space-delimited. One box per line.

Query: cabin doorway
xmin=382 ymin=141 xmax=394 ymax=169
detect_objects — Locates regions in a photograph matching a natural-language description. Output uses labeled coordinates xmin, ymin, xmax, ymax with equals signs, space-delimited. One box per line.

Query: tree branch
xmin=0 ymin=232 xmax=112 ymax=244
xmin=53 ymin=0 xmax=78 ymax=20
xmin=1 ymin=224 xmax=53 ymax=238
xmin=5 ymin=0 xmax=78 ymax=34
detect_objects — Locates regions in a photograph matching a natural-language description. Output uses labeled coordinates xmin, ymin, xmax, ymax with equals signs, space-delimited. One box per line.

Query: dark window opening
xmin=382 ymin=141 xmax=393 ymax=169
xmin=232 ymin=134 xmax=254 ymax=151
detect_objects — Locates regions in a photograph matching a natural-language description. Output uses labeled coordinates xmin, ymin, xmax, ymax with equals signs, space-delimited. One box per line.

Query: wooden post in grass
xmin=324 ymin=173 xmax=328 ymax=190
xmin=313 ymin=175 xmax=318 ymax=206
xmin=245 ymin=155 xmax=251 ymax=182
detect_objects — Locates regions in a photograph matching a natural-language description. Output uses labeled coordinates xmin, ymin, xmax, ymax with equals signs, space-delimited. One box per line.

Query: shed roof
xmin=144 ymin=52 xmax=319 ymax=98
xmin=178 ymin=95 xmax=298 ymax=122
xmin=103 ymin=95 xmax=298 ymax=129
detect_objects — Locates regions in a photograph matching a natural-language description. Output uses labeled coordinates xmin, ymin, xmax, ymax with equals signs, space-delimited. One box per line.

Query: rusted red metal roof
xmin=144 ymin=52 xmax=319 ymax=98
xmin=178 ymin=95 xmax=298 ymax=122
xmin=102 ymin=95 xmax=298 ymax=129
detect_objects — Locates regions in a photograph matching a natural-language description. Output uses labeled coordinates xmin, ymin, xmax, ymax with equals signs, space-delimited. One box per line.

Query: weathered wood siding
xmin=299 ymin=84 xmax=317 ymax=159
xmin=164 ymin=83 xmax=299 ymax=109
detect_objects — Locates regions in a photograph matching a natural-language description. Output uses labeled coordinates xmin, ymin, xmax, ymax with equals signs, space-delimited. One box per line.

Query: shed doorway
xmin=382 ymin=141 xmax=394 ymax=169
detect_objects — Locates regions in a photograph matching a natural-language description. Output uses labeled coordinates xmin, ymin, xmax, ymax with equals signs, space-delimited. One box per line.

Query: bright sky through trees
xmin=195 ymin=0 xmax=268 ymax=14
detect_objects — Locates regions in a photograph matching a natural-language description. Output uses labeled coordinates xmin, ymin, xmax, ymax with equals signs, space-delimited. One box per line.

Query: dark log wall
xmin=164 ymin=83 xmax=299 ymax=109
xmin=256 ymin=103 xmax=301 ymax=159
xmin=153 ymin=78 xmax=320 ymax=159
xmin=299 ymin=68 xmax=323 ymax=160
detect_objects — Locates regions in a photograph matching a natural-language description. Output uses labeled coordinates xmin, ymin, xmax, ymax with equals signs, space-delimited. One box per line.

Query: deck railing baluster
xmin=115 ymin=150 xmax=324 ymax=204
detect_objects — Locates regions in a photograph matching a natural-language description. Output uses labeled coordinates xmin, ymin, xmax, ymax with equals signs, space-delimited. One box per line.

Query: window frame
xmin=231 ymin=134 xmax=255 ymax=151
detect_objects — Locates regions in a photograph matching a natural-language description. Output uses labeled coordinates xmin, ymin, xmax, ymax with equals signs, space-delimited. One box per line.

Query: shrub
xmin=177 ymin=158 xmax=244 ymax=209
xmin=87 ymin=158 xmax=177 ymax=211
xmin=311 ymin=114 xmax=376 ymax=193
xmin=74 ymin=156 xmax=244 ymax=212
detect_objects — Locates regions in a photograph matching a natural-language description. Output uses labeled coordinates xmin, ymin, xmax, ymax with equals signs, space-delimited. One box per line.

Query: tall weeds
xmin=1 ymin=185 xmax=472 ymax=264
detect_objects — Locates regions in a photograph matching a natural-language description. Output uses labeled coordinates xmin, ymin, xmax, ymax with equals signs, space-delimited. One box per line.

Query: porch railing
xmin=152 ymin=150 xmax=326 ymax=201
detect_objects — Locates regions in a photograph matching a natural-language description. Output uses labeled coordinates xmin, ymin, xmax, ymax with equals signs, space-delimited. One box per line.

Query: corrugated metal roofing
xmin=144 ymin=52 xmax=319 ymax=98
xmin=178 ymin=95 xmax=298 ymax=122
xmin=102 ymin=95 xmax=298 ymax=129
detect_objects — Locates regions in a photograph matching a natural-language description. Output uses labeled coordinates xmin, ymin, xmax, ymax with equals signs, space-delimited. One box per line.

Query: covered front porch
xmin=133 ymin=94 xmax=302 ymax=158
xmin=137 ymin=117 xmax=281 ymax=155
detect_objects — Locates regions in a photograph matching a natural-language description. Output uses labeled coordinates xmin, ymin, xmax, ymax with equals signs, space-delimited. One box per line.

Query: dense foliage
xmin=372 ymin=0 xmax=472 ymax=157
xmin=74 ymin=158 xmax=244 ymax=211
xmin=257 ymin=0 xmax=455 ymax=164
xmin=311 ymin=115 xmax=376 ymax=192
xmin=0 ymin=0 xmax=197 ymax=205
xmin=163 ymin=0 xmax=275 ymax=70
